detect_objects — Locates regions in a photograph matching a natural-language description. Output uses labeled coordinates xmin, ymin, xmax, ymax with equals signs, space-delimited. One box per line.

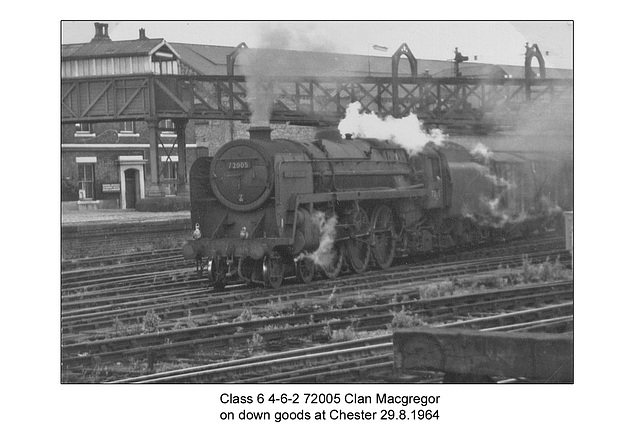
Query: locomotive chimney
xmin=248 ymin=125 xmax=272 ymax=141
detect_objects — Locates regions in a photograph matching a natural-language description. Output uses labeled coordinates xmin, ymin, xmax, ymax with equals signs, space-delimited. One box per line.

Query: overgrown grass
xmin=234 ymin=307 xmax=256 ymax=323
xmin=142 ymin=309 xmax=161 ymax=333
xmin=418 ymin=280 xmax=456 ymax=299
xmin=522 ymin=255 xmax=571 ymax=282
xmin=327 ymin=286 xmax=340 ymax=308
xmin=111 ymin=316 xmax=143 ymax=337
xmin=246 ymin=333 xmax=265 ymax=356
xmin=389 ymin=307 xmax=424 ymax=329
xmin=327 ymin=325 xmax=359 ymax=342
xmin=415 ymin=256 xmax=572 ymax=301
xmin=172 ymin=309 xmax=197 ymax=330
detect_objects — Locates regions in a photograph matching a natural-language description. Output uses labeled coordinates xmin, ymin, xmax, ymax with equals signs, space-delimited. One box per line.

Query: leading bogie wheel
xmin=263 ymin=254 xmax=285 ymax=288
xmin=206 ymin=257 xmax=227 ymax=291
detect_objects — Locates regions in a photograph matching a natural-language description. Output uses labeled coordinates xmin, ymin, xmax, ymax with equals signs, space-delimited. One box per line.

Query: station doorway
xmin=124 ymin=169 xmax=138 ymax=209
xmin=118 ymin=156 xmax=146 ymax=209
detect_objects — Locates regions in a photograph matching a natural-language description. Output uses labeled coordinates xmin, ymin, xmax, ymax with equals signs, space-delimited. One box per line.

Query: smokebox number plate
xmin=228 ymin=161 xmax=251 ymax=170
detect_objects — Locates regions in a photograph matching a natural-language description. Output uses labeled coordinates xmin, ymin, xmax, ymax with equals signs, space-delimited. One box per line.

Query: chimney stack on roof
xmin=139 ymin=28 xmax=148 ymax=40
xmin=91 ymin=22 xmax=111 ymax=42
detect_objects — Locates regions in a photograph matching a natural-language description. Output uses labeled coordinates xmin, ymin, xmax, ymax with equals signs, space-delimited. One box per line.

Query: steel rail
xmin=62 ymin=281 xmax=572 ymax=367
xmin=124 ymin=305 xmax=572 ymax=384
xmin=62 ymin=248 xmax=182 ymax=272
xmin=61 ymin=249 xmax=570 ymax=340
xmin=60 ymin=240 xmax=566 ymax=327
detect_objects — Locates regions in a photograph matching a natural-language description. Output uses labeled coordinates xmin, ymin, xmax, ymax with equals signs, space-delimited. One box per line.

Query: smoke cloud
xmin=338 ymin=102 xmax=446 ymax=155
xmin=238 ymin=24 xmax=340 ymax=125
xmin=256 ymin=24 xmax=338 ymax=53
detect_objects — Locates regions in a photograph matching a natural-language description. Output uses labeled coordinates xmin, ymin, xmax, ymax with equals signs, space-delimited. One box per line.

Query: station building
xmin=62 ymin=23 xmax=572 ymax=211
xmin=62 ymin=24 xmax=209 ymax=210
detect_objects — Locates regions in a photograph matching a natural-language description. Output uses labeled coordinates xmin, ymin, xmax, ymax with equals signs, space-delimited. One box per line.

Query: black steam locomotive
xmin=182 ymin=126 xmax=564 ymax=289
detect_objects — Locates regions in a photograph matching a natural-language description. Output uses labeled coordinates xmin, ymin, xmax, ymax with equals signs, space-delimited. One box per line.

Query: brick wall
xmin=195 ymin=120 xmax=321 ymax=155
xmin=61 ymin=120 xmax=197 ymax=144
xmin=62 ymin=118 xmax=207 ymax=202
xmin=62 ymin=219 xmax=192 ymax=259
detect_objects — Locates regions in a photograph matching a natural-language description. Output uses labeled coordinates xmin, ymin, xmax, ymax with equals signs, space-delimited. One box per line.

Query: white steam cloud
xmin=471 ymin=142 xmax=492 ymax=163
xmin=296 ymin=211 xmax=338 ymax=269
xmin=479 ymin=165 xmax=515 ymax=190
xmin=483 ymin=196 xmax=527 ymax=228
xmin=338 ymin=102 xmax=446 ymax=155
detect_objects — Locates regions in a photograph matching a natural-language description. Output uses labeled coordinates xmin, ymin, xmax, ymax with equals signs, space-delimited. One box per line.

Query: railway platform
xmin=61 ymin=209 xmax=193 ymax=259
xmin=62 ymin=209 xmax=191 ymax=226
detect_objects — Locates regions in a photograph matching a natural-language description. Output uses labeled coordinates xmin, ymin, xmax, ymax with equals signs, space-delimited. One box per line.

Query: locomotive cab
xmin=409 ymin=146 xmax=450 ymax=210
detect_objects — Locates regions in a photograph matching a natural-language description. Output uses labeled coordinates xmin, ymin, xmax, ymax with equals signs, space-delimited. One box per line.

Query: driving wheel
xmin=321 ymin=244 xmax=345 ymax=279
xmin=346 ymin=207 xmax=371 ymax=274
xmin=370 ymin=204 xmax=396 ymax=269
xmin=295 ymin=257 xmax=316 ymax=284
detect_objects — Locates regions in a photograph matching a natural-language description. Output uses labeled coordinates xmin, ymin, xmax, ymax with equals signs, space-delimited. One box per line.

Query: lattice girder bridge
xmin=62 ymin=74 xmax=572 ymax=128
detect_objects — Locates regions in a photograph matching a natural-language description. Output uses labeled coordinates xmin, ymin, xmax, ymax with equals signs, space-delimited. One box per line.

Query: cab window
xmin=411 ymin=156 xmax=425 ymax=183
xmin=429 ymin=157 xmax=441 ymax=181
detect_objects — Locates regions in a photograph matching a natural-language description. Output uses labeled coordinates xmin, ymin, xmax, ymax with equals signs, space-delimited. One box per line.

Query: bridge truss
xmin=61 ymin=74 xmax=572 ymax=130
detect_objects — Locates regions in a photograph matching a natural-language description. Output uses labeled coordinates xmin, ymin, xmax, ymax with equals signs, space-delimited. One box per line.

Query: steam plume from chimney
xmin=239 ymin=24 xmax=339 ymax=126
xmin=338 ymin=102 xmax=446 ymax=154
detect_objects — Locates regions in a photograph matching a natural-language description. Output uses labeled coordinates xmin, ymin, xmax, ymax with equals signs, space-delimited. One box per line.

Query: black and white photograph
xmin=60 ymin=19 xmax=573 ymax=387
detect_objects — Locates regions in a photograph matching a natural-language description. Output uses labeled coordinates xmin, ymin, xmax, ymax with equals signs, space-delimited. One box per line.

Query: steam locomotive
xmin=182 ymin=126 xmax=565 ymax=290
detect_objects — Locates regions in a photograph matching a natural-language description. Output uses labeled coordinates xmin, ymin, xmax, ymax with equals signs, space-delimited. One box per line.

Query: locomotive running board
xmin=295 ymin=187 xmax=430 ymax=204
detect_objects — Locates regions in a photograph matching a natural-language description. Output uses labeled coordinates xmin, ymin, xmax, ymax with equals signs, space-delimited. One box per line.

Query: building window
xmin=121 ymin=121 xmax=135 ymax=133
xmin=168 ymin=161 xmax=178 ymax=179
xmin=118 ymin=121 xmax=139 ymax=137
xmin=74 ymin=122 xmax=95 ymax=137
xmin=161 ymin=157 xmax=179 ymax=195
xmin=77 ymin=163 xmax=95 ymax=200
xmin=160 ymin=119 xmax=176 ymax=137
xmin=76 ymin=122 xmax=90 ymax=133
xmin=162 ymin=159 xmax=178 ymax=180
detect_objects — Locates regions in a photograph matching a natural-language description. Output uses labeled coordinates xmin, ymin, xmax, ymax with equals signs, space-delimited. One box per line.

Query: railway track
xmin=62 ymin=260 xmax=193 ymax=290
xmin=60 ymin=234 xmax=572 ymax=383
xmin=61 ymin=235 xmax=563 ymax=297
xmin=62 ymin=279 xmax=573 ymax=381
xmin=61 ymin=247 xmax=570 ymax=342
xmin=62 ymin=248 xmax=182 ymax=270
xmin=110 ymin=300 xmax=573 ymax=384
xmin=61 ymin=237 xmax=566 ymax=331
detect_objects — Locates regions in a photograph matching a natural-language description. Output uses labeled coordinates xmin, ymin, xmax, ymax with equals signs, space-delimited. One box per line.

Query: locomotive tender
xmin=182 ymin=126 xmax=561 ymax=289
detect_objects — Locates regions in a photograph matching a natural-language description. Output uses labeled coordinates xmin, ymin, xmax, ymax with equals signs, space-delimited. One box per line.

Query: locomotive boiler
xmin=182 ymin=126 xmax=561 ymax=290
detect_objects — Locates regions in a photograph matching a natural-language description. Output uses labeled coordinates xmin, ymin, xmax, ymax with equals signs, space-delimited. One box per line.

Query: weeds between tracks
xmin=63 ymin=255 xmax=572 ymax=383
